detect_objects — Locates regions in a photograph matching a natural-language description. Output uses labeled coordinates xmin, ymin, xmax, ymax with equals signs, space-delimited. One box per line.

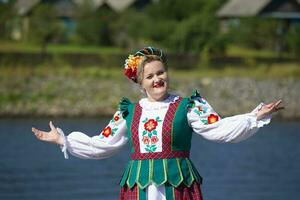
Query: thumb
xmin=49 ymin=121 xmax=56 ymax=131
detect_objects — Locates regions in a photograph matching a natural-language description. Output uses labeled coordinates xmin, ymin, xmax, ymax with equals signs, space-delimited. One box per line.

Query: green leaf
xmin=142 ymin=130 xmax=147 ymax=136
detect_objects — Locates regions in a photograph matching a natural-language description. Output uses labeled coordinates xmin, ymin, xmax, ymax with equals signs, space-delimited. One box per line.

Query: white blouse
xmin=58 ymin=94 xmax=271 ymax=159
xmin=58 ymin=94 xmax=271 ymax=200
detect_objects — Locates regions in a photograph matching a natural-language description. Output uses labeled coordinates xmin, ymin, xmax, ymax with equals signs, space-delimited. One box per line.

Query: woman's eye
xmin=146 ymin=75 xmax=153 ymax=79
xmin=157 ymin=71 xmax=165 ymax=76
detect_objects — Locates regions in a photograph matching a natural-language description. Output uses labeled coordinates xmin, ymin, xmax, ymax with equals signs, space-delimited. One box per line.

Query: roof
xmin=217 ymin=0 xmax=272 ymax=18
xmin=217 ymin=0 xmax=300 ymax=19
xmin=15 ymin=0 xmax=40 ymax=15
xmin=15 ymin=0 xmax=138 ymax=16
xmin=74 ymin=0 xmax=136 ymax=12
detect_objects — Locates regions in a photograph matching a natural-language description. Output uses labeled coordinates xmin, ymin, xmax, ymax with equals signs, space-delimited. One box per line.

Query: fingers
xmin=49 ymin=121 xmax=56 ymax=131
xmin=32 ymin=127 xmax=44 ymax=140
xmin=274 ymin=100 xmax=282 ymax=107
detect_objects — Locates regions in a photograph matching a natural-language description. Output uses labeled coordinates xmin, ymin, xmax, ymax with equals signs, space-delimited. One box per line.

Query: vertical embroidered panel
xmin=130 ymin=98 xmax=190 ymax=160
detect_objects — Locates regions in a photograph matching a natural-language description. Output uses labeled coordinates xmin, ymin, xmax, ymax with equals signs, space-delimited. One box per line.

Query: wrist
xmin=56 ymin=135 xmax=64 ymax=145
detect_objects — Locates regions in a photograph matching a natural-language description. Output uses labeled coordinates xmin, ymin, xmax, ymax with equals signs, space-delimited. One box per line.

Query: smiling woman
xmin=32 ymin=46 xmax=283 ymax=200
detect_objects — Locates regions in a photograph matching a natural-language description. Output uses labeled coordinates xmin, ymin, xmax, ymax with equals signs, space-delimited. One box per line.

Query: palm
xmin=257 ymin=100 xmax=284 ymax=120
xmin=32 ymin=121 xmax=63 ymax=145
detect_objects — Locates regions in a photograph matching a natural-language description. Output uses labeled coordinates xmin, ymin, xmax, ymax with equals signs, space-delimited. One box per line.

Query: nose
xmin=153 ymin=75 xmax=159 ymax=82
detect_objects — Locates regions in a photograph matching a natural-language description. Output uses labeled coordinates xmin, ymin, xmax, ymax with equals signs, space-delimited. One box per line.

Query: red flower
xmin=208 ymin=114 xmax=219 ymax=124
xmin=102 ymin=126 xmax=112 ymax=137
xmin=151 ymin=136 xmax=159 ymax=144
xmin=124 ymin=68 xmax=137 ymax=82
xmin=114 ymin=115 xmax=120 ymax=121
xmin=144 ymin=119 xmax=158 ymax=132
xmin=142 ymin=136 xmax=150 ymax=145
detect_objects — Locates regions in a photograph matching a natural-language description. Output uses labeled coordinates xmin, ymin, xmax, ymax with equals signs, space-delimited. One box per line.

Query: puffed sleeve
xmin=58 ymin=98 xmax=132 ymax=159
xmin=187 ymin=90 xmax=271 ymax=143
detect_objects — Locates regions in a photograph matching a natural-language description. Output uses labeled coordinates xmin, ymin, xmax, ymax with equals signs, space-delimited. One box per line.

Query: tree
xmin=141 ymin=0 xmax=227 ymax=53
xmin=74 ymin=2 xmax=117 ymax=46
xmin=29 ymin=4 xmax=64 ymax=54
xmin=0 ymin=0 xmax=16 ymax=39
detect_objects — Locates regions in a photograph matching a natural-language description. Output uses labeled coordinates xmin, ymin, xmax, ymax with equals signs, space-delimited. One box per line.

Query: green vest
xmin=119 ymin=92 xmax=203 ymax=189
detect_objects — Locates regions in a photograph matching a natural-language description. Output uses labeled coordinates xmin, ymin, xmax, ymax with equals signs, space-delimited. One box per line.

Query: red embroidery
xmin=130 ymin=97 xmax=190 ymax=160
xmin=151 ymin=136 xmax=158 ymax=144
xmin=208 ymin=114 xmax=219 ymax=124
xmin=102 ymin=126 xmax=112 ymax=137
xmin=144 ymin=119 xmax=158 ymax=132
xmin=142 ymin=136 xmax=150 ymax=145
xmin=114 ymin=115 xmax=120 ymax=121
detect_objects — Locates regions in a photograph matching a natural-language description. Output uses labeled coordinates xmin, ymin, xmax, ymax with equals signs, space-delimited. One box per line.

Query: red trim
xmin=174 ymin=182 xmax=203 ymax=200
xmin=120 ymin=184 xmax=138 ymax=200
xmin=130 ymin=97 xmax=190 ymax=160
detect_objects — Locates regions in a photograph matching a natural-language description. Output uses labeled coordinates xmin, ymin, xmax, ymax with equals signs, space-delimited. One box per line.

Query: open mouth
xmin=153 ymin=81 xmax=165 ymax=88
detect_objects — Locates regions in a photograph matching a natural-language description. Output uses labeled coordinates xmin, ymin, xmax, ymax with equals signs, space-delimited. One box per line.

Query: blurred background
xmin=0 ymin=0 xmax=299 ymax=199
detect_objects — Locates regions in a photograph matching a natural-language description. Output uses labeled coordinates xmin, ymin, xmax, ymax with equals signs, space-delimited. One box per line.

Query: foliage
xmin=286 ymin=25 xmax=300 ymax=56
xmin=29 ymin=4 xmax=65 ymax=53
xmin=2 ymin=0 xmax=299 ymax=57
xmin=227 ymin=18 xmax=279 ymax=50
xmin=142 ymin=0 xmax=227 ymax=54
xmin=74 ymin=2 xmax=117 ymax=46
xmin=0 ymin=0 xmax=16 ymax=39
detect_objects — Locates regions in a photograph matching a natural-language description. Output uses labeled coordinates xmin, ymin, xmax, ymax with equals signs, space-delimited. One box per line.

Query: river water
xmin=0 ymin=118 xmax=299 ymax=200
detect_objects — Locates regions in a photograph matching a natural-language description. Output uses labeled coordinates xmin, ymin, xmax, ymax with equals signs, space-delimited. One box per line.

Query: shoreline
xmin=1 ymin=77 xmax=298 ymax=120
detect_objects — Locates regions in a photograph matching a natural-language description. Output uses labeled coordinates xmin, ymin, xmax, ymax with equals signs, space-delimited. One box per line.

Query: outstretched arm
xmin=188 ymin=97 xmax=284 ymax=143
xmin=32 ymin=111 xmax=128 ymax=159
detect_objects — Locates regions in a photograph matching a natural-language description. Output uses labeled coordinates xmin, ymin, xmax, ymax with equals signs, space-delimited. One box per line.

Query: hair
xmin=136 ymin=55 xmax=168 ymax=85
xmin=124 ymin=46 xmax=168 ymax=83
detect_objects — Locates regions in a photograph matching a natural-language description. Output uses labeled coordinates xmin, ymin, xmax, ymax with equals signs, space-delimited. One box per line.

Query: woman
xmin=32 ymin=47 xmax=283 ymax=200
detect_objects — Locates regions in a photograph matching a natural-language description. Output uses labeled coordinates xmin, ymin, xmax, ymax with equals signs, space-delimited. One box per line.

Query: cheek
xmin=141 ymin=79 xmax=152 ymax=89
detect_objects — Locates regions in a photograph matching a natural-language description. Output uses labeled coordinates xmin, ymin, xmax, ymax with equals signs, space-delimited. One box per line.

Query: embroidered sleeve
xmin=59 ymin=110 xmax=128 ymax=159
xmin=187 ymin=92 xmax=271 ymax=143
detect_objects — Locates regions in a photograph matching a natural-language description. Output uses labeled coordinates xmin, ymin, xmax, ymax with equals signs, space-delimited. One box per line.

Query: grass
xmin=226 ymin=45 xmax=293 ymax=58
xmin=0 ymin=41 xmax=124 ymax=54
xmin=170 ymin=63 xmax=300 ymax=79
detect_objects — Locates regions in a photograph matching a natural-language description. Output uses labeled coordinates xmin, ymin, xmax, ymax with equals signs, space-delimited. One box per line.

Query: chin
xmin=153 ymin=88 xmax=168 ymax=100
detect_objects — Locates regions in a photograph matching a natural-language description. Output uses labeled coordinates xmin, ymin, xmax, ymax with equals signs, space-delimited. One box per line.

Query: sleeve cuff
xmin=57 ymin=127 xmax=69 ymax=159
xmin=250 ymin=103 xmax=272 ymax=128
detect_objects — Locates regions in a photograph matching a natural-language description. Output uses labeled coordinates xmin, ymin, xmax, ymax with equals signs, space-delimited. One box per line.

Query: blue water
xmin=0 ymin=118 xmax=299 ymax=200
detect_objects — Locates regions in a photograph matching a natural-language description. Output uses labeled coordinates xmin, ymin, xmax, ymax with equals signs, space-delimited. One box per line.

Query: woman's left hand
xmin=256 ymin=100 xmax=284 ymax=120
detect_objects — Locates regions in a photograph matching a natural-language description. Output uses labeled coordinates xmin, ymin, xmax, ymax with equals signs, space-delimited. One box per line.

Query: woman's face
xmin=141 ymin=60 xmax=169 ymax=102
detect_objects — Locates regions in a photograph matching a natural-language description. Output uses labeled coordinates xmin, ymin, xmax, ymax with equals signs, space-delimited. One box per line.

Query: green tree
xmin=227 ymin=18 xmax=278 ymax=50
xmin=29 ymin=4 xmax=64 ymax=54
xmin=74 ymin=2 xmax=117 ymax=46
xmin=286 ymin=25 xmax=300 ymax=56
xmin=0 ymin=0 xmax=16 ymax=39
xmin=142 ymin=0 xmax=227 ymax=53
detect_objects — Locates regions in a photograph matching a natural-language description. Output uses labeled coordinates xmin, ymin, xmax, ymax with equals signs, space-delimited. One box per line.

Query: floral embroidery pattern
xmin=193 ymin=105 xmax=208 ymax=116
xmin=100 ymin=126 xmax=119 ymax=138
xmin=142 ymin=117 xmax=162 ymax=152
xmin=200 ymin=114 xmax=219 ymax=125
xmin=208 ymin=114 xmax=219 ymax=124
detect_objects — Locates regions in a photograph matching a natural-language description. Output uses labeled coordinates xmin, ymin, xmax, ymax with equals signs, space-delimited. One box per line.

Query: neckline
xmin=139 ymin=95 xmax=180 ymax=110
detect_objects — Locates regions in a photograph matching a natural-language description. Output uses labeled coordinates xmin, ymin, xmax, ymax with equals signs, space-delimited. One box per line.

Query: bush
xmin=286 ymin=25 xmax=300 ymax=56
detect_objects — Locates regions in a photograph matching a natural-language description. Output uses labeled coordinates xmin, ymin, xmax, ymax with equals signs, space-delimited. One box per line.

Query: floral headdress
xmin=124 ymin=47 xmax=167 ymax=83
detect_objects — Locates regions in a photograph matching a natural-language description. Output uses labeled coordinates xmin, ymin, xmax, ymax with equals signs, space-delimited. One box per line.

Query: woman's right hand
xmin=32 ymin=121 xmax=64 ymax=145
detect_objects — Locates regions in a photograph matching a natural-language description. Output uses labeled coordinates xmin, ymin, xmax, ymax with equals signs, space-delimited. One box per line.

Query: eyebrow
xmin=145 ymin=69 xmax=165 ymax=76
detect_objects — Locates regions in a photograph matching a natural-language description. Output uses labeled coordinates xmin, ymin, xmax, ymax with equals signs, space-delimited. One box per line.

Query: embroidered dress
xmin=58 ymin=90 xmax=271 ymax=200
